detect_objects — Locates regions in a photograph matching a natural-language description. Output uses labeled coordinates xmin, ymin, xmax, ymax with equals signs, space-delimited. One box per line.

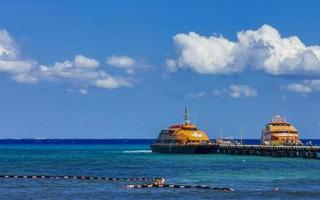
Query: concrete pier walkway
xmin=216 ymin=145 xmax=320 ymax=159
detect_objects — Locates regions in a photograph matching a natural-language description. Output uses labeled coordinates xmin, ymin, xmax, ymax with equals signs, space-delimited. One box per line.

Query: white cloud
xmin=107 ymin=55 xmax=135 ymax=67
xmin=0 ymin=30 xmax=36 ymax=74
xmin=228 ymin=84 xmax=258 ymax=98
xmin=12 ymin=72 xmax=38 ymax=84
xmin=0 ymin=30 xmax=19 ymax=59
xmin=188 ymin=84 xmax=257 ymax=99
xmin=165 ymin=59 xmax=178 ymax=72
xmin=28 ymin=56 xmax=132 ymax=90
xmin=106 ymin=55 xmax=137 ymax=74
xmin=211 ymin=89 xmax=224 ymax=97
xmin=74 ymin=55 xmax=99 ymax=68
xmin=0 ymin=30 xmax=133 ymax=91
xmin=36 ymin=59 xmax=101 ymax=81
xmin=282 ymin=80 xmax=320 ymax=94
xmin=0 ymin=60 xmax=35 ymax=73
xmin=171 ymin=32 xmax=239 ymax=74
xmin=168 ymin=25 xmax=320 ymax=75
xmin=94 ymin=75 xmax=132 ymax=89
xmin=78 ymin=89 xmax=88 ymax=95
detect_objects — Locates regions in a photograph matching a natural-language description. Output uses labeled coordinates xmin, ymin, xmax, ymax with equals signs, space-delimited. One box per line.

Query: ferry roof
xmin=265 ymin=115 xmax=298 ymax=132
xmin=159 ymin=108 xmax=210 ymax=142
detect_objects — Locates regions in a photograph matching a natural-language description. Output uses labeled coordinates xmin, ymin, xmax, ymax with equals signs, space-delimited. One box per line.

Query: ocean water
xmin=0 ymin=139 xmax=319 ymax=200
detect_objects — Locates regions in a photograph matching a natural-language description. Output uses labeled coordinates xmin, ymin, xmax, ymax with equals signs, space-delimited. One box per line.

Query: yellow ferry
xmin=150 ymin=108 xmax=217 ymax=154
xmin=261 ymin=115 xmax=302 ymax=146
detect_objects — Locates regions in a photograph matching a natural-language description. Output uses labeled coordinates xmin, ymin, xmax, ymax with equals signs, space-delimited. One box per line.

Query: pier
xmin=216 ymin=145 xmax=320 ymax=159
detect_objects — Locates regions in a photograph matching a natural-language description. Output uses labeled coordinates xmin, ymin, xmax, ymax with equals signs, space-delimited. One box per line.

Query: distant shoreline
xmin=0 ymin=138 xmax=319 ymax=145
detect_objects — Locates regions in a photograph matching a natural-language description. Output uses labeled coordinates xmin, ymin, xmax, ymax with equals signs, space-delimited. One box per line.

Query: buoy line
xmin=126 ymin=183 xmax=234 ymax=191
xmin=0 ymin=175 xmax=233 ymax=191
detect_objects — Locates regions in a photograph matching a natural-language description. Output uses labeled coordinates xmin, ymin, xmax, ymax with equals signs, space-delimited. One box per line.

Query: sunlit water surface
xmin=0 ymin=140 xmax=319 ymax=200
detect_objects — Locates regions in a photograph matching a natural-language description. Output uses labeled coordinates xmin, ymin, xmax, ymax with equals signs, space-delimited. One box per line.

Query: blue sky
xmin=0 ymin=0 xmax=320 ymax=139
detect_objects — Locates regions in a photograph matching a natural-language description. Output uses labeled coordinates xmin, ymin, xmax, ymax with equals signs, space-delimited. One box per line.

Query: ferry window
xmin=182 ymin=127 xmax=198 ymax=130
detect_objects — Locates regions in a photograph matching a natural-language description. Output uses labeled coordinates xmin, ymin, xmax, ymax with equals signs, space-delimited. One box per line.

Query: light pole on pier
xmin=240 ymin=127 xmax=243 ymax=145
xmin=220 ymin=127 xmax=224 ymax=139
xmin=237 ymin=125 xmax=247 ymax=145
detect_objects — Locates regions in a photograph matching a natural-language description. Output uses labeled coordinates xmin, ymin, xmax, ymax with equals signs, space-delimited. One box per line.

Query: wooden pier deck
xmin=216 ymin=145 xmax=320 ymax=159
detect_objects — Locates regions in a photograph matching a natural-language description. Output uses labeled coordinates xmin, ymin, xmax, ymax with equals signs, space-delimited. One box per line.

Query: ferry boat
xmin=150 ymin=108 xmax=217 ymax=154
xmin=261 ymin=115 xmax=302 ymax=146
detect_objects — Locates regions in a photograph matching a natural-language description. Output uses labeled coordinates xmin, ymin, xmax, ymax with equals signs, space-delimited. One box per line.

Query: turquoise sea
xmin=0 ymin=139 xmax=319 ymax=200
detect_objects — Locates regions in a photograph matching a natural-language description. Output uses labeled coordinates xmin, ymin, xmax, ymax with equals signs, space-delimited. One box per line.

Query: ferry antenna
xmin=184 ymin=108 xmax=190 ymax=124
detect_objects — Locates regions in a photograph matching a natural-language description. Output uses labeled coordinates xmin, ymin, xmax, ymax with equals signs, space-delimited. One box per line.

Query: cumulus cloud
xmin=107 ymin=55 xmax=135 ymax=67
xmin=228 ymin=85 xmax=258 ymax=98
xmin=171 ymin=32 xmax=239 ymax=74
xmin=188 ymin=84 xmax=257 ymax=99
xmin=106 ymin=55 xmax=137 ymax=74
xmin=19 ymin=56 xmax=132 ymax=90
xmin=0 ymin=30 xmax=36 ymax=74
xmin=168 ymin=25 xmax=320 ymax=75
xmin=94 ymin=75 xmax=132 ymax=89
xmin=0 ymin=30 xmax=133 ymax=93
xmin=282 ymin=80 xmax=320 ymax=94
xmin=74 ymin=55 xmax=99 ymax=68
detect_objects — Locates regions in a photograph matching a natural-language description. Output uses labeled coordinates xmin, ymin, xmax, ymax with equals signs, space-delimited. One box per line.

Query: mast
xmin=184 ymin=108 xmax=190 ymax=124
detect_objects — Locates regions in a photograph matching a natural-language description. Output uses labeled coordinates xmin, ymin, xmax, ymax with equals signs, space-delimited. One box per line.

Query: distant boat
xmin=215 ymin=137 xmax=237 ymax=145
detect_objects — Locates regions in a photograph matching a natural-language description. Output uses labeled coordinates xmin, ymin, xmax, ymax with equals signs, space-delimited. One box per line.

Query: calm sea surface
xmin=0 ymin=139 xmax=319 ymax=200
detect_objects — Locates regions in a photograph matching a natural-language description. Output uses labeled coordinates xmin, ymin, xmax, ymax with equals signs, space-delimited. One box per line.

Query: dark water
xmin=0 ymin=139 xmax=319 ymax=200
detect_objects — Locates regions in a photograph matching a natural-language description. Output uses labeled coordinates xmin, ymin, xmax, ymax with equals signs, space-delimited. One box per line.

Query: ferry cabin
xmin=261 ymin=115 xmax=301 ymax=146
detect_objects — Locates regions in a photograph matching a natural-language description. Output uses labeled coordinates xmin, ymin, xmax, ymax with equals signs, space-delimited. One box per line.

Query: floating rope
xmin=0 ymin=175 xmax=233 ymax=191
xmin=126 ymin=183 xmax=234 ymax=191
xmin=0 ymin=175 xmax=162 ymax=183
